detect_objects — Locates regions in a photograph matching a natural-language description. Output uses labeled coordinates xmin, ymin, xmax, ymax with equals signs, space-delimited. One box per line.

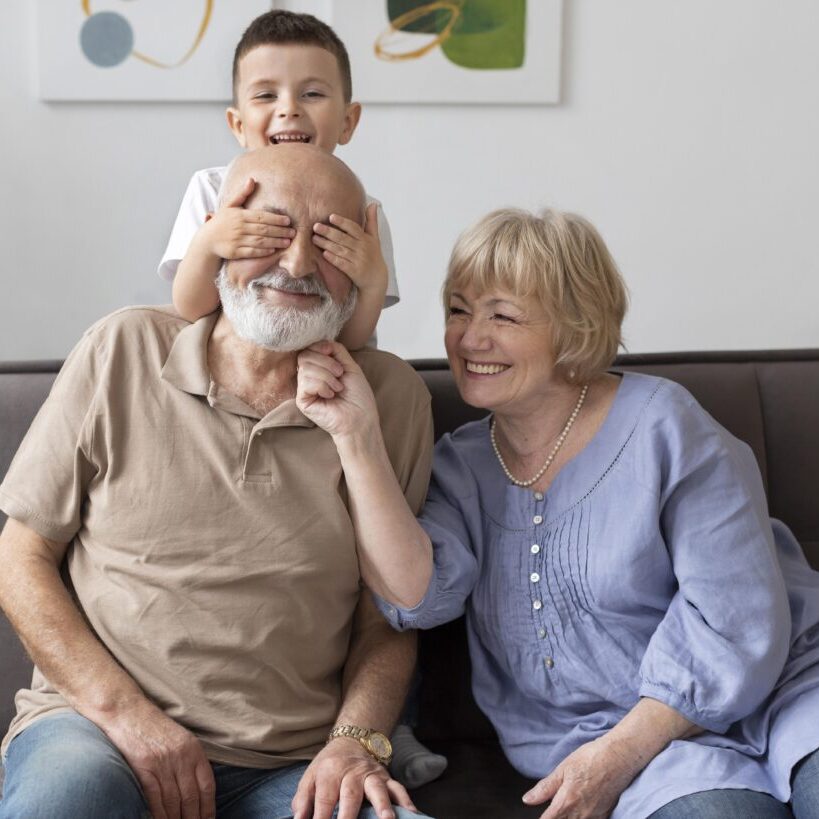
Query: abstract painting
xmin=36 ymin=0 xmax=271 ymax=101
xmin=332 ymin=0 xmax=563 ymax=103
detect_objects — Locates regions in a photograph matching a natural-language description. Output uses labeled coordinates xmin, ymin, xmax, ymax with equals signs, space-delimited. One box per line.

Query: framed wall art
xmin=331 ymin=0 xmax=563 ymax=104
xmin=37 ymin=0 xmax=272 ymax=101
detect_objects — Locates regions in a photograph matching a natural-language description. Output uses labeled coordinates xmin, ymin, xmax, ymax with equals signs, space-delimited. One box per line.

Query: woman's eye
xmin=492 ymin=313 xmax=515 ymax=323
xmin=447 ymin=306 xmax=467 ymax=317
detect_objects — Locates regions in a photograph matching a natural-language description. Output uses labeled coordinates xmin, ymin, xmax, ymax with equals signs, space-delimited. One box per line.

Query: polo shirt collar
xmin=161 ymin=311 xmax=316 ymax=428
xmin=161 ymin=312 xmax=218 ymax=398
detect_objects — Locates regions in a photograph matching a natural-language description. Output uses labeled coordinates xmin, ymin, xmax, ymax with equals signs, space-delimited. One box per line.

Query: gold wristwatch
xmin=328 ymin=724 xmax=393 ymax=765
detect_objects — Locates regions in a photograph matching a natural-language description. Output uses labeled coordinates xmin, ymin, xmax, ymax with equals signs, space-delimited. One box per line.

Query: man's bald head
xmin=216 ymin=144 xmax=365 ymax=352
xmin=221 ymin=143 xmax=366 ymax=225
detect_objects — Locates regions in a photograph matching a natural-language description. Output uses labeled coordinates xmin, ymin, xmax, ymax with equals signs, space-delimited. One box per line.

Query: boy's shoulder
xmin=188 ymin=166 xmax=228 ymax=194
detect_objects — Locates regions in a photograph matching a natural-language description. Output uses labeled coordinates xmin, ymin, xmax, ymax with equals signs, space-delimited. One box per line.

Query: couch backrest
xmin=2 ymin=351 xmax=818 ymax=741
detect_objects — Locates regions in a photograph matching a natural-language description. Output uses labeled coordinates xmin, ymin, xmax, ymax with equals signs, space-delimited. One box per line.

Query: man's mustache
xmin=247 ymin=269 xmax=328 ymax=298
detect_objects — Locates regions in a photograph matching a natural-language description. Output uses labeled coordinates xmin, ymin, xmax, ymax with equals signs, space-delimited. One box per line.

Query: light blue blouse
xmin=375 ymin=373 xmax=819 ymax=817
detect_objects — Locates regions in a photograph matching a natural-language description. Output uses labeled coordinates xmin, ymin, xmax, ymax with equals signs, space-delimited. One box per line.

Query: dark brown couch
xmin=2 ymin=351 xmax=819 ymax=818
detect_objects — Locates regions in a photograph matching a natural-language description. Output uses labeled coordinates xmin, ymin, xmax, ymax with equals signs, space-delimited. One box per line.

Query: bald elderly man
xmin=0 ymin=145 xmax=434 ymax=819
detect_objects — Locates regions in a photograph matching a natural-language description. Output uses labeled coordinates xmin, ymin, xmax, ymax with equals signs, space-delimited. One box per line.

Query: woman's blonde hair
xmin=443 ymin=208 xmax=629 ymax=384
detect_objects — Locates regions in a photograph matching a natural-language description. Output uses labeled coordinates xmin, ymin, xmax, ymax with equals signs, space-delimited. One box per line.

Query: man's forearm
xmin=336 ymin=593 xmax=416 ymax=735
xmin=0 ymin=518 xmax=148 ymax=724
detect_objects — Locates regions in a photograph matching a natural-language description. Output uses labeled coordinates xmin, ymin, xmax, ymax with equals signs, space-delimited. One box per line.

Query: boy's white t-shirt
xmin=158 ymin=167 xmax=400 ymax=309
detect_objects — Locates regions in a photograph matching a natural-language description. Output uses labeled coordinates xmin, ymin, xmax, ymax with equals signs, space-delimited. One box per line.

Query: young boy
xmin=158 ymin=10 xmax=393 ymax=349
xmin=158 ymin=9 xmax=447 ymax=787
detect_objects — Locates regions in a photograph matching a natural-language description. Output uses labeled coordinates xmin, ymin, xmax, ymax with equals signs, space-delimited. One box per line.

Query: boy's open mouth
xmin=269 ymin=132 xmax=312 ymax=145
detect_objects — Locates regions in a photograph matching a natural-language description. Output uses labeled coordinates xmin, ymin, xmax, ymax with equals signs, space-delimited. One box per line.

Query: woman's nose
xmin=460 ymin=319 xmax=492 ymax=351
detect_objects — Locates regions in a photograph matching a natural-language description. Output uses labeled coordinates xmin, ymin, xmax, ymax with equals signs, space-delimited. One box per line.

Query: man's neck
xmin=207 ymin=313 xmax=298 ymax=416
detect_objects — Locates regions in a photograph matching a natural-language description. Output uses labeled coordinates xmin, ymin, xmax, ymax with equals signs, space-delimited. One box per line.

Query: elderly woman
xmin=295 ymin=208 xmax=819 ymax=818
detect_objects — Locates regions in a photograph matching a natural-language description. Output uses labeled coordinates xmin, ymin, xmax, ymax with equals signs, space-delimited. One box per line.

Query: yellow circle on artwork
xmin=81 ymin=0 xmax=213 ymax=68
xmin=375 ymin=1 xmax=463 ymax=62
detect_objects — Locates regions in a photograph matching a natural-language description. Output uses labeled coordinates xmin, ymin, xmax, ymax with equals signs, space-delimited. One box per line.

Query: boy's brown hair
xmin=233 ymin=10 xmax=353 ymax=102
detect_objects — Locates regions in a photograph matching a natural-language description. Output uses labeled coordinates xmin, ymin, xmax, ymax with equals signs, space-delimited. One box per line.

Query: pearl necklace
xmin=490 ymin=384 xmax=589 ymax=488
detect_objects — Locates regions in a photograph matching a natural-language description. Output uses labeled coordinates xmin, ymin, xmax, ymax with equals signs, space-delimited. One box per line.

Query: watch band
xmin=327 ymin=724 xmax=393 ymax=765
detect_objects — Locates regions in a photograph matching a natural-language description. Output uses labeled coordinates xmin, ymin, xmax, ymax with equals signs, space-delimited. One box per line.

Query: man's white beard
xmin=217 ymin=267 xmax=357 ymax=352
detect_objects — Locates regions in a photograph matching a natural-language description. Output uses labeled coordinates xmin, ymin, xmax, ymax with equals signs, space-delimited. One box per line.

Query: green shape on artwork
xmin=386 ymin=0 xmax=526 ymax=70
xmin=387 ymin=0 xmax=449 ymax=34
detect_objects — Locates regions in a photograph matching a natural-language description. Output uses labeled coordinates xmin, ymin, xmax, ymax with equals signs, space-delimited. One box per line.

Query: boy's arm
xmin=336 ymin=286 xmax=387 ymax=351
xmin=172 ymin=223 xmax=223 ymax=321
xmin=171 ymin=177 xmax=295 ymax=323
xmin=315 ymin=203 xmax=388 ymax=350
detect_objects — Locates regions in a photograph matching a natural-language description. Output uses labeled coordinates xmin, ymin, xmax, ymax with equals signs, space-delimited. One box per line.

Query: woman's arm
xmin=295 ymin=341 xmax=433 ymax=607
xmin=523 ymin=698 xmax=701 ymax=818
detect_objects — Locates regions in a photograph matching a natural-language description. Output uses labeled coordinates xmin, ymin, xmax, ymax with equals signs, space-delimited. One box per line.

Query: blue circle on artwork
xmin=80 ymin=12 xmax=134 ymax=68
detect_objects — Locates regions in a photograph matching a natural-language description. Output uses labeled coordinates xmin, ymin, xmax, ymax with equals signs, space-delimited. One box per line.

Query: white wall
xmin=1 ymin=0 xmax=818 ymax=361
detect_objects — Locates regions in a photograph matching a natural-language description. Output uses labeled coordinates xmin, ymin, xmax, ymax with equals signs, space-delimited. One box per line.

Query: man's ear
xmin=337 ymin=102 xmax=362 ymax=146
xmin=226 ymin=106 xmax=247 ymax=148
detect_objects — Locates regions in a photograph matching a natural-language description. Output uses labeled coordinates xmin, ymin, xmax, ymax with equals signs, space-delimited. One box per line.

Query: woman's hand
xmin=523 ymin=734 xmax=642 ymax=819
xmin=296 ymin=341 xmax=379 ymax=441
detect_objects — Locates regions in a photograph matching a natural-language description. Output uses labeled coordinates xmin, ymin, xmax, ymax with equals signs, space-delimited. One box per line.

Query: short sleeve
xmin=366 ymin=196 xmax=399 ymax=308
xmin=638 ymin=388 xmax=791 ymax=732
xmin=0 ymin=329 xmax=105 ymax=542
xmin=157 ymin=168 xmax=223 ymax=281
xmin=374 ymin=432 xmax=480 ymax=631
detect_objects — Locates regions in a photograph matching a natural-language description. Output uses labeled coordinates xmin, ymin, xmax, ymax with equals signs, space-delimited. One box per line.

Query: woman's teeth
xmin=466 ymin=361 xmax=509 ymax=375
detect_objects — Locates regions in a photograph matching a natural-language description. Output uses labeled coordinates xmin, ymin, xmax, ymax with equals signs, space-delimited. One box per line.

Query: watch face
xmin=367 ymin=732 xmax=392 ymax=759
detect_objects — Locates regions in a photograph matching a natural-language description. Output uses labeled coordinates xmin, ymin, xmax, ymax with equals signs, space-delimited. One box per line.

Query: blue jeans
xmin=649 ymin=747 xmax=819 ymax=818
xmin=0 ymin=712 xmax=432 ymax=819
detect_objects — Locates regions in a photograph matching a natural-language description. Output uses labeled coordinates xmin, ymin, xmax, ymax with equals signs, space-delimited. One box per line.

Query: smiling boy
xmin=158 ymin=11 xmax=396 ymax=350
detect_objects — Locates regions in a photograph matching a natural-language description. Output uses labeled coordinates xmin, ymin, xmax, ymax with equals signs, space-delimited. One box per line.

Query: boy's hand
xmin=203 ymin=176 xmax=294 ymax=261
xmin=312 ymin=202 xmax=388 ymax=296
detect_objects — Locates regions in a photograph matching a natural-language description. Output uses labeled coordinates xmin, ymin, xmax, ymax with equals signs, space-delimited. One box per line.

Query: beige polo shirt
xmin=0 ymin=306 xmax=433 ymax=766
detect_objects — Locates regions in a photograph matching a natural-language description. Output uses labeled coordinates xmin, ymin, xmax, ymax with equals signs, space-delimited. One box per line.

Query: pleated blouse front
xmin=376 ymin=372 xmax=819 ymax=817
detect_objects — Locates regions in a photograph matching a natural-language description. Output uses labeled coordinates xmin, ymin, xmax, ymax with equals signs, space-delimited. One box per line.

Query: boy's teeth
xmin=271 ymin=134 xmax=311 ymax=144
xmin=466 ymin=361 xmax=509 ymax=375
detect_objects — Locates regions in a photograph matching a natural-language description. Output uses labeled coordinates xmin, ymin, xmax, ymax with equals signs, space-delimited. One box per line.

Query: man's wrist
xmin=327 ymin=724 xmax=393 ymax=765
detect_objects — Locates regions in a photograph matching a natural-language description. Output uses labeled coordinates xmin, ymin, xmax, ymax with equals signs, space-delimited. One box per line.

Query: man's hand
xmin=202 ymin=176 xmax=294 ymax=265
xmin=522 ymin=735 xmax=641 ymax=819
xmin=99 ymin=698 xmax=215 ymax=819
xmin=312 ymin=203 xmax=388 ymax=298
xmin=291 ymin=737 xmax=416 ymax=819
xmin=296 ymin=341 xmax=380 ymax=441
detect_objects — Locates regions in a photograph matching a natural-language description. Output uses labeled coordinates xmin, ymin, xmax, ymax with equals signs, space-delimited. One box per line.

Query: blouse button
xmin=534 ymin=492 xmax=544 ymax=500
xmin=530 ymin=544 xmax=540 ymax=554
xmin=538 ymin=627 xmax=547 ymax=638
xmin=530 ymin=572 xmax=540 ymax=583
xmin=533 ymin=515 xmax=543 ymax=525
xmin=533 ymin=600 xmax=543 ymax=611
xmin=544 ymin=657 xmax=554 ymax=669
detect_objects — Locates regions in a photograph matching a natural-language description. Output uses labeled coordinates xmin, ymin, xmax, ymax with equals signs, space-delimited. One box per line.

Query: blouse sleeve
xmin=638 ymin=385 xmax=791 ymax=733
xmin=373 ymin=432 xmax=479 ymax=631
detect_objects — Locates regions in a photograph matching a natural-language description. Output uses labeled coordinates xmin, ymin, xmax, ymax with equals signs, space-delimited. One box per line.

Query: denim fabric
xmin=0 ymin=712 xmax=430 ymax=819
xmin=792 ymin=748 xmax=819 ymax=819
xmin=648 ymin=788 xmax=794 ymax=818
